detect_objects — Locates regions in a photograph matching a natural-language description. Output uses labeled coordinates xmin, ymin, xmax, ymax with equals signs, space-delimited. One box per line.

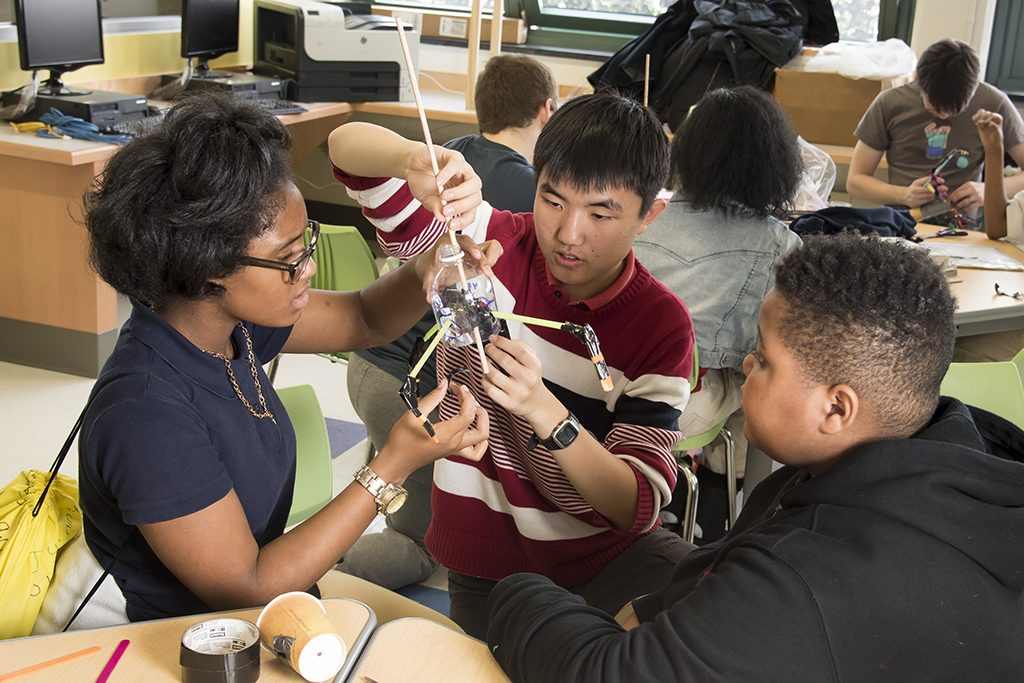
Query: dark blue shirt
xmin=78 ymin=301 xmax=295 ymax=622
xmin=354 ymin=134 xmax=537 ymax=386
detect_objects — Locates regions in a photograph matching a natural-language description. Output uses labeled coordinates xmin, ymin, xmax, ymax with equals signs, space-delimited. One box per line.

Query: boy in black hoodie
xmin=486 ymin=233 xmax=1024 ymax=681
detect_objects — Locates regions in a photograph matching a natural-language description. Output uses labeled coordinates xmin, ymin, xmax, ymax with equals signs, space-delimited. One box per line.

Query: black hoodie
xmin=487 ymin=398 xmax=1024 ymax=682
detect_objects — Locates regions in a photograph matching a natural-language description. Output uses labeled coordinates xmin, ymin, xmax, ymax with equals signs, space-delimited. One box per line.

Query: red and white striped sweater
xmin=336 ymin=169 xmax=694 ymax=587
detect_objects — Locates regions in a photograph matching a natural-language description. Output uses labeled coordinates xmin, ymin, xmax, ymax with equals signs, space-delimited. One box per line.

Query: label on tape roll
xmin=180 ymin=618 xmax=261 ymax=683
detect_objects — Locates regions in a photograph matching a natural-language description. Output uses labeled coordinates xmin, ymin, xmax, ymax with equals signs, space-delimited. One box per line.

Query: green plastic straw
xmin=410 ymin=319 xmax=451 ymax=378
xmin=492 ymin=310 xmax=563 ymax=330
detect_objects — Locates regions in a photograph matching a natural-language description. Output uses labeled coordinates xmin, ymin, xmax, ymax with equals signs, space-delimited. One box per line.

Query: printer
xmin=254 ymin=0 xmax=419 ymax=103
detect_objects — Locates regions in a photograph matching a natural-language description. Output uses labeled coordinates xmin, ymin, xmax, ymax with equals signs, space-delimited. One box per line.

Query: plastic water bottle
xmin=428 ymin=243 xmax=499 ymax=347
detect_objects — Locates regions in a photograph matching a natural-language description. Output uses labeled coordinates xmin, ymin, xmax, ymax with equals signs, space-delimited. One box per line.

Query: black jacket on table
xmin=487 ymin=398 xmax=1024 ymax=682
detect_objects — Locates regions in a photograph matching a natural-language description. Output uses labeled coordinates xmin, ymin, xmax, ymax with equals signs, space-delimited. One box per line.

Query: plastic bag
xmin=805 ymin=39 xmax=917 ymax=80
xmin=0 ymin=470 xmax=83 ymax=639
xmin=791 ymin=137 xmax=837 ymax=212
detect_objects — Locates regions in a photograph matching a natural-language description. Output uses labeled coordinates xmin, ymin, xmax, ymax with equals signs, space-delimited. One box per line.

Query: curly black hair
xmin=671 ymin=86 xmax=802 ymax=218
xmin=534 ymin=92 xmax=669 ymax=216
xmin=85 ymin=91 xmax=294 ymax=308
xmin=773 ymin=234 xmax=957 ymax=435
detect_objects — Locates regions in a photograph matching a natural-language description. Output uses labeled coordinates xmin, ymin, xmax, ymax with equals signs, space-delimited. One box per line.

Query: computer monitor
xmin=14 ymin=0 xmax=104 ymax=97
xmin=181 ymin=0 xmax=240 ymax=77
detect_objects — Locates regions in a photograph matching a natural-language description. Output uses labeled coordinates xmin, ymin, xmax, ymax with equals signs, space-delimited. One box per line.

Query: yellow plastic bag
xmin=0 ymin=470 xmax=82 ymax=639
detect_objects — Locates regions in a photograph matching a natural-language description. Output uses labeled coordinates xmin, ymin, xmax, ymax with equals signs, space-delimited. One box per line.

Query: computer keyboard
xmin=98 ymin=112 xmax=166 ymax=138
xmin=252 ymin=98 xmax=307 ymax=115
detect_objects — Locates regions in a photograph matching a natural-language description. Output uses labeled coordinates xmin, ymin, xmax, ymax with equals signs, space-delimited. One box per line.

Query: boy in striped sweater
xmin=328 ymin=93 xmax=695 ymax=638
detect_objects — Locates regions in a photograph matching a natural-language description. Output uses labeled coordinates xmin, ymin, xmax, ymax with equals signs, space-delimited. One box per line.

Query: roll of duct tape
xmin=179 ymin=618 xmax=261 ymax=683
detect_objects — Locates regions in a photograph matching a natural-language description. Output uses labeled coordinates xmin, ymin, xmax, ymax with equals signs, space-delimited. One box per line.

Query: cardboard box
xmin=372 ymin=7 xmax=528 ymax=45
xmin=773 ymin=49 xmax=911 ymax=147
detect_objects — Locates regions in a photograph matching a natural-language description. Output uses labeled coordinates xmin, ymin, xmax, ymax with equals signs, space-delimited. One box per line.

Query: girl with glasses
xmin=76 ymin=92 xmax=493 ymax=624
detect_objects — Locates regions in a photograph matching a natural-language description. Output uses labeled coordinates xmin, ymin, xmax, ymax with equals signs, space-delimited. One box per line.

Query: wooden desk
xmin=353 ymin=88 xmax=477 ymax=125
xmin=349 ymin=617 xmax=509 ymax=683
xmin=813 ymin=143 xmax=888 ymax=169
xmin=0 ymin=100 xmax=352 ymax=377
xmin=0 ymin=598 xmax=374 ymax=683
xmin=916 ymin=224 xmax=1024 ymax=336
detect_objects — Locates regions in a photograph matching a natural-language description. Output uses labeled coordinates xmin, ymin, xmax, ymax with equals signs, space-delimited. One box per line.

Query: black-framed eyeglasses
xmin=241 ymin=220 xmax=320 ymax=284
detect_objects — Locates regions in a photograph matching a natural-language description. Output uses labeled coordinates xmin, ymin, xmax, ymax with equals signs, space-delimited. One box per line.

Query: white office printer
xmin=254 ymin=0 xmax=419 ymax=103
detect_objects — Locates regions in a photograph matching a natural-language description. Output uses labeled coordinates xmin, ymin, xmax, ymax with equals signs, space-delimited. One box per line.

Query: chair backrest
xmin=277 ymin=384 xmax=333 ymax=527
xmin=309 ymin=224 xmax=379 ymax=293
xmin=940 ymin=360 xmax=1024 ymax=429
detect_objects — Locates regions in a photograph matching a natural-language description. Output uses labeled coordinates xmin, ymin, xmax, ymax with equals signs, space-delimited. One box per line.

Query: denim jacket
xmin=634 ymin=197 xmax=802 ymax=370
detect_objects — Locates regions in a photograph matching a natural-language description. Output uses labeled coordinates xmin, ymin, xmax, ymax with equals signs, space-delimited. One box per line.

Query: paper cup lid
xmin=297 ymin=632 xmax=346 ymax=682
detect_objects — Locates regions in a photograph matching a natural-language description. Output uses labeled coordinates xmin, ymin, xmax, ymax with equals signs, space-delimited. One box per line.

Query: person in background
xmin=975 ymin=108 xmax=1024 ymax=242
xmin=341 ymin=54 xmax=558 ymax=589
xmin=848 ymin=39 xmax=1024 ymax=215
xmin=634 ymin=86 xmax=803 ymax=543
xmin=487 ymin=234 xmax=1024 ymax=682
xmin=78 ymin=93 xmax=492 ymax=623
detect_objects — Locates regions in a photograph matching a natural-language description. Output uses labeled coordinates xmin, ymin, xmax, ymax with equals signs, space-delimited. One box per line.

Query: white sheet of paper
xmin=924 ymin=243 xmax=1024 ymax=271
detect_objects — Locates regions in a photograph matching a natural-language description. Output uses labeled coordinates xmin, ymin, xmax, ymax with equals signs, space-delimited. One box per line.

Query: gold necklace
xmin=202 ymin=323 xmax=276 ymax=423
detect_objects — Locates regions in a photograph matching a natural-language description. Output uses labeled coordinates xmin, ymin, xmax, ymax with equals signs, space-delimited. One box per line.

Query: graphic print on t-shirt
xmin=924 ymin=121 xmax=951 ymax=159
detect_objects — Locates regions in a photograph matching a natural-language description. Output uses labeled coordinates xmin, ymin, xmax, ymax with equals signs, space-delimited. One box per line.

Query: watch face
xmin=553 ymin=419 xmax=580 ymax=449
xmin=384 ymin=489 xmax=408 ymax=515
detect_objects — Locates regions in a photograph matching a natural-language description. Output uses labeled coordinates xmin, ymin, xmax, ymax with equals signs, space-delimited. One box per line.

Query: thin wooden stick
xmin=490 ymin=0 xmax=504 ymax=57
xmin=0 ymin=646 xmax=101 ymax=682
xmin=643 ymin=53 xmax=651 ymax=107
xmin=466 ymin=0 xmax=483 ymax=110
xmin=395 ymin=18 xmax=490 ymax=373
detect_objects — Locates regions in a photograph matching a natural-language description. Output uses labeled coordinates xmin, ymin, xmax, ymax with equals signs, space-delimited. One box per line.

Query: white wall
xmin=911 ymin=0 xmax=998 ymax=73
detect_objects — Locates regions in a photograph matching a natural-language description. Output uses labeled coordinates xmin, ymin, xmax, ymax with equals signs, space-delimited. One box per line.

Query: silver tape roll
xmin=180 ymin=617 xmax=261 ymax=683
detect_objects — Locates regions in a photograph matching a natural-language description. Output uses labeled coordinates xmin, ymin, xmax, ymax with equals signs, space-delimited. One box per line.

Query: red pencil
xmin=95 ymin=639 xmax=130 ymax=683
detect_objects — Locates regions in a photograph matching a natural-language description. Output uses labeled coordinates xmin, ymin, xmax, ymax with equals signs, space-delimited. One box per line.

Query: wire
xmin=37 ymin=109 xmax=134 ymax=145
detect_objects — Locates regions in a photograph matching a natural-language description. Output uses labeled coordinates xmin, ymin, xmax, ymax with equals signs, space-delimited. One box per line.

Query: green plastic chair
xmin=278 ymin=384 xmax=334 ymax=527
xmin=940 ymin=357 xmax=1024 ymax=429
xmin=310 ymin=224 xmax=380 ymax=365
xmin=671 ymin=342 xmax=738 ymax=542
xmin=269 ymin=224 xmax=380 ymax=381
xmin=1013 ymin=346 xmax=1024 ymax=382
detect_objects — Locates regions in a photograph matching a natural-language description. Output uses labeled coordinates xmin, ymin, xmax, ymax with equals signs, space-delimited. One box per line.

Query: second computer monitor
xmin=182 ymin=0 xmax=240 ymax=75
xmin=15 ymin=0 xmax=104 ymax=96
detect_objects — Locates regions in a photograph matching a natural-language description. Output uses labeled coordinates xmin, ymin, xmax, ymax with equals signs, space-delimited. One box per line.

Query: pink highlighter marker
xmin=95 ymin=639 xmax=130 ymax=683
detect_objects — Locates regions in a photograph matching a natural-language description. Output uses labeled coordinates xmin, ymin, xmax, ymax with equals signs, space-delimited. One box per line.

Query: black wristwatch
xmin=528 ymin=412 xmax=582 ymax=451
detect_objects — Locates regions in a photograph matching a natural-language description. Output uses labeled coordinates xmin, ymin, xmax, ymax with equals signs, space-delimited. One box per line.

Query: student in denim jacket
xmin=634 ymin=86 xmax=803 ymax=542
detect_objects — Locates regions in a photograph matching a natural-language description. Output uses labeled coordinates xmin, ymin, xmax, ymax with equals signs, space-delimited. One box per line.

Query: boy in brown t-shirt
xmin=848 ymin=39 xmax=1024 ymax=216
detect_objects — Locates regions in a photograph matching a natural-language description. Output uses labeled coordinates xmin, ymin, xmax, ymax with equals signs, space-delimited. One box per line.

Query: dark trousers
xmin=447 ymin=527 xmax=694 ymax=639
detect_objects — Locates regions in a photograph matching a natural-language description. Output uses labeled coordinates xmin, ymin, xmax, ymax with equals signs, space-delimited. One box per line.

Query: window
xmin=832 ymin=0 xmax=882 ymax=42
xmin=536 ymin=0 xmax=670 ymax=19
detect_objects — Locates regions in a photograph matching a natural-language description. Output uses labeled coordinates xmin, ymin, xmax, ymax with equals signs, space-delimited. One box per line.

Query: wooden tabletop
xmin=349 ymin=618 xmax=509 ymax=683
xmin=0 ymin=102 xmax=353 ymax=167
xmin=352 ymin=88 xmax=477 ymax=124
xmin=0 ymin=599 xmax=375 ymax=683
xmin=916 ymin=224 xmax=1024 ymax=335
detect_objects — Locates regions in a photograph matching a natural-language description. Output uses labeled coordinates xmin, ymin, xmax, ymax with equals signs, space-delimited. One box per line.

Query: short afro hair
xmin=533 ymin=92 xmax=669 ymax=216
xmin=773 ymin=234 xmax=956 ymax=435
xmin=85 ymin=91 xmax=294 ymax=308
